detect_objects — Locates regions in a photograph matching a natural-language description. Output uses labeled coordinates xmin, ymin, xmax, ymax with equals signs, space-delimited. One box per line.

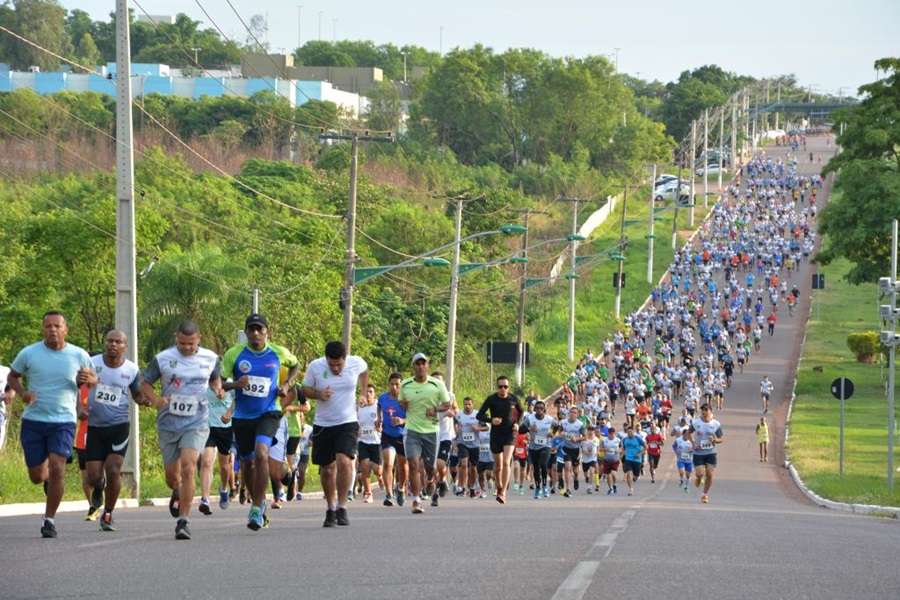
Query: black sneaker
xmin=383 ymin=496 xmax=394 ymax=507
xmin=438 ymin=481 xmax=448 ymax=498
xmin=323 ymin=510 xmax=337 ymax=528
xmin=40 ymin=519 xmax=57 ymax=539
xmin=430 ymin=493 xmax=439 ymax=507
xmin=573 ymin=479 xmax=579 ymax=490
xmin=198 ymin=498 xmax=212 ymax=516
xmin=168 ymin=490 xmax=180 ymax=518
xmin=335 ymin=507 xmax=349 ymax=526
xmin=396 ymin=492 xmax=405 ymax=507
xmin=175 ymin=518 xmax=191 ymax=540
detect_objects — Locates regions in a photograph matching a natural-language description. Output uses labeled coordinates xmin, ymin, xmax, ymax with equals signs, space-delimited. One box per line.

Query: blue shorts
xmin=677 ymin=458 xmax=694 ymax=473
xmin=20 ymin=419 xmax=75 ymax=468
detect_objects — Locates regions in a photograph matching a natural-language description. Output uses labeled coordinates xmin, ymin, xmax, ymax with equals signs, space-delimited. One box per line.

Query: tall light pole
xmin=731 ymin=98 xmax=737 ymax=171
xmin=402 ymin=51 xmax=408 ymax=82
xmin=703 ymin=108 xmax=709 ymax=209
xmin=191 ymin=47 xmax=201 ymax=66
xmin=297 ymin=5 xmax=303 ymax=50
xmin=718 ymin=106 xmax=724 ymax=192
xmin=445 ymin=197 xmax=464 ymax=392
xmin=613 ymin=47 xmax=621 ymax=72
xmin=614 ymin=186 xmax=628 ymax=319
xmin=647 ymin=164 xmax=656 ymax=284
xmin=559 ymin=197 xmax=580 ymax=361
xmin=115 ymin=0 xmax=139 ymax=499
xmin=688 ymin=120 xmax=696 ymax=227
xmin=775 ymin=79 xmax=782 ymax=130
xmin=512 ymin=208 xmax=547 ymax=388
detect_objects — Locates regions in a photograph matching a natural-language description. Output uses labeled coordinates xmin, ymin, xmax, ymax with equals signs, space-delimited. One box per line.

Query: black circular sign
xmin=830 ymin=377 xmax=854 ymax=401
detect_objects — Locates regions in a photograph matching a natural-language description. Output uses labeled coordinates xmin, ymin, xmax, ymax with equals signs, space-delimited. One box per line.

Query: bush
xmin=846 ymin=331 xmax=880 ymax=363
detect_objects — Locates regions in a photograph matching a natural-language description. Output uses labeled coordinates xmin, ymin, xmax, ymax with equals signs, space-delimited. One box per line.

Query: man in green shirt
xmin=399 ymin=353 xmax=452 ymax=515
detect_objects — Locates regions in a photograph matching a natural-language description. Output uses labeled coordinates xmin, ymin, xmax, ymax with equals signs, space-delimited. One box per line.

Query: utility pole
xmin=752 ymin=94 xmax=759 ymax=153
xmin=115 ymin=0 xmax=139 ymax=500
xmin=703 ymin=108 xmax=709 ymax=209
xmin=731 ymin=99 xmax=737 ymax=172
xmin=319 ymin=131 xmax=394 ymax=352
xmin=614 ymin=186 xmax=628 ymax=320
xmin=512 ymin=208 xmax=547 ymax=388
xmin=297 ymin=5 xmax=302 ymax=50
xmin=446 ymin=197 xmax=464 ymax=393
xmin=647 ymin=164 xmax=656 ymax=284
xmin=718 ymin=107 xmax=724 ymax=192
xmin=775 ymin=80 xmax=782 ymax=130
xmin=672 ymin=153 xmax=682 ymax=251
xmin=743 ymin=91 xmax=750 ymax=161
xmin=890 ymin=220 xmax=897 ymax=491
xmin=559 ymin=196 xmax=580 ymax=361
xmin=765 ymin=79 xmax=770 ymax=131
xmin=252 ymin=288 xmax=260 ymax=313
xmin=689 ymin=120 xmax=696 ymax=227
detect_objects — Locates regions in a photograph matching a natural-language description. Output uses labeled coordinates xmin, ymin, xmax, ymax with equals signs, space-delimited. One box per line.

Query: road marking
xmin=550 ymin=560 xmax=600 ymax=600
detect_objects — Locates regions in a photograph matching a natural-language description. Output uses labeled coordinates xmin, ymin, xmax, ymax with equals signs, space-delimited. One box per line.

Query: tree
xmin=365 ymin=81 xmax=402 ymax=132
xmin=817 ymin=58 xmax=900 ymax=283
xmin=74 ymin=31 xmax=100 ymax=68
xmin=3 ymin=0 xmax=71 ymax=71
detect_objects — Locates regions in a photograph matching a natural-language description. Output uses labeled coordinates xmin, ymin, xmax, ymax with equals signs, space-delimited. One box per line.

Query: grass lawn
xmin=789 ymin=256 xmax=900 ymax=507
xmin=525 ymin=187 xmax=710 ymax=392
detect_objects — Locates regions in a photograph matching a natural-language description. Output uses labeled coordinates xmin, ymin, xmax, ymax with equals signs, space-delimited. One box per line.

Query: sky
xmin=64 ymin=0 xmax=899 ymax=95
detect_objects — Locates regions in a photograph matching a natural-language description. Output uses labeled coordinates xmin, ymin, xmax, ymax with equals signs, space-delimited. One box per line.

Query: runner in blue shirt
xmin=377 ymin=372 xmax=407 ymax=507
xmin=621 ymin=427 xmax=645 ymax=496
xmin=8 ymin=311 xmax=96 ymax=539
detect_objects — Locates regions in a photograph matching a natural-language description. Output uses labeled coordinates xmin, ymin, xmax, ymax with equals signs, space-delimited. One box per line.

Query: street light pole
xmin=647 ymin=164 xmax=656 ymax=284
xmin=689 ymin=120 xmax=696 ymax=227
xmin=115 ymin=0 xmax=139 ymax=499
xmin=718 ymin=107 xmax=724 ymax=192
xmin=514 ymin=211 xmax=531 ymax=388
xmin=731 ymin=98 xmax=737 ymax=171
xmin=614 ymin=186 xmax=628 ymax=320
xmin=297 ymin=5 xmax=302 ymax=50
xmin=445 ymin=198 xmax=464 ymax=393
xmin=703 ymin=108 xmax=709 ymax=209
xmin=672 ymin=153 xmax=682 ymax=251
xmin=559 ymin=197 xmax=580 ymax=362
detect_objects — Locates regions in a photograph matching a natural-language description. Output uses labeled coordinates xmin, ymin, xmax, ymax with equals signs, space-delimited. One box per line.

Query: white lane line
xmin=550 ymin=561 xmax=601 ymax=600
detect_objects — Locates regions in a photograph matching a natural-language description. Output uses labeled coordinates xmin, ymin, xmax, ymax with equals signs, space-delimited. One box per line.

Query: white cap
xmin=411 ymin=352 xmax=429 ymax=365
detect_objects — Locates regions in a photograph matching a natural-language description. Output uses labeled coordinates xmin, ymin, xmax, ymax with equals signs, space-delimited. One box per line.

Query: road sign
xmin=485 ymin=341 xmax=530 ymax=364
xmin=830 ymin=377 xmax=854 ymax=400
xmin=831 ymin=376 xmax=854 ymax=477
xmin=812 ymin=273 xmax=825 ymax=289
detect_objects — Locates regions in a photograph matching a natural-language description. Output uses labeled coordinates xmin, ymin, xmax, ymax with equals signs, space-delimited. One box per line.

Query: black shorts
xmin=563 ymin=447 xmax=580 ymax=464
xmin=357 ymin=441 xmax=382 ymax=465
xmin=490 ymin=430 xmax=514 ymax=454
xmin=556 ymin=461 xmax=565 ymax=473
xmin=461 ymin=445 xmax=479 ymax=464
xmin=648 ymin=454 xmax=660 ymax=469
xmin=449 ymin=454 xmax=459 ymax=468
xmin=232 ymin=412 xmax=282 ymax=459
xmin=205 ymin=426 xmax=234 ymax=455
xmin=622 ymin=459 xmax=642 ymax=476
xmin=581 ymin=460 xmax=596 ymax=473
xmin=437 ymin=440 xmax=452 ymax=463
xmin=312 ymin=422 xmax=359 ymax=466
xmin=515 ymin=457 xmax=527 ymax=468
xmin=380 ymin=433 xmax=406 ymax=457
xmin=85 ymin=423 xmax=130 ymax=463
xmin=692 ymin=453 xmax=718 ymax=468
xmin=477 ymin=461 xmax=494 ymax=474
xmin=285 ymin=436 xmax=301 ymax=456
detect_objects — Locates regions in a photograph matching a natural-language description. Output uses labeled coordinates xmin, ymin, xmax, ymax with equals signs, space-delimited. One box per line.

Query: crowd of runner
xmin=2 ymin=148 xmax=822 ymax=540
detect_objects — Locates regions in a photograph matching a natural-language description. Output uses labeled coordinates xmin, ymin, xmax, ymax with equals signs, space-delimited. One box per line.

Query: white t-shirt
xmin=357 ymin=403 xmax=381 ymax=445
xmin=302 ymin=355 xmax=368 ymax=427
xmin=673 ymin=437 xmax=694 ymax=461
xmin=601 ymin=437 xmax=621 ymax=461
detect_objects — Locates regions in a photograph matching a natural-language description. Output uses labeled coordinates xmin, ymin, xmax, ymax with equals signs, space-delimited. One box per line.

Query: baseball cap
xmin=411 ymin=352 xmax=429 ymax=364
xmin=245 ymin=313 xmax=268 ymax=329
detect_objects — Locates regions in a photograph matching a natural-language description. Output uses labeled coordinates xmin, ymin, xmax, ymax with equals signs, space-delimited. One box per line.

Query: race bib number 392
xmin=243 ymin=376 xmax=271 ymax=398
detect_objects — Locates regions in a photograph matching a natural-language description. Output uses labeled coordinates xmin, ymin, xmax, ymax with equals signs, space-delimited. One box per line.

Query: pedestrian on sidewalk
xmin=756 ymin=417 xmax=769 ymax=462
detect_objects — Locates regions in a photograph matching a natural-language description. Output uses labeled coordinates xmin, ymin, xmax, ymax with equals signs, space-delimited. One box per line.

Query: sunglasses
xmin=497 ymin=384 xmax=509 ymax=389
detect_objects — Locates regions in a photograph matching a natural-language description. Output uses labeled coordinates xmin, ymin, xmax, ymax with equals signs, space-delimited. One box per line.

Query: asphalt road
xmin=2 ymin=135 xmax=898 ymax=600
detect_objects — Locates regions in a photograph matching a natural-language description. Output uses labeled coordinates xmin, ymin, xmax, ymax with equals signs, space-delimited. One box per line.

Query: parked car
xmin=654 ymin=179 xmax=690 ymax=203
xmin=695 ymin=162 xmax=724 ymax=177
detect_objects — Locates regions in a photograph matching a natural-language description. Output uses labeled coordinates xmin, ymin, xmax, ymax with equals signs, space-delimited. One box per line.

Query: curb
xmin=0 ymin=491 xmax=326 ymax=518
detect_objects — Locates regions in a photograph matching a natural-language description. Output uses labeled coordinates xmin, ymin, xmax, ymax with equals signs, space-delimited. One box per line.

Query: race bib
xmin=462 ymin=432 xmax=475 ymax=443
xmin=566 ymin=432 xmax=577 ymax=441
xmin=361 ymin=427 xmax=375 ymax=438
xmin=94 ymin=384 xmax=121 ymax=406
xmin=169 ymin=394 xmax=200 ymax=417
xmin=242 ymin=376 xmax=271 ymax=398
xmin=534 ymin=435 xmax=548 ymax=446
xmin=479 ymin=443 xmax=490 ymax=452
xmin=699 ymin=439 xmax=714 ymax=450
xmin=680 ymin=452 xmax=693 ymax=461
xmin=648 ymin=442 xmax=659 ymax=449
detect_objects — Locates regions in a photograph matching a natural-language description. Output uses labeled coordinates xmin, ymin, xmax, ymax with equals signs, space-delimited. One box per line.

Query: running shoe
xmin=323 ymin=509 xmax=337 ymax=528
xmin=296 ymin=492 xmax=303 ymax=501
xmin=396 ymin=492 xmax=405 ymax=507
xmin=219 ymin=489 xmax=229 ymax=510
xmin=430 ymin=493 xmax=439 ymax=507
xmin=247 ymin=506 xmax=263 ymax=531
xmin=542 ymin=487 xmax=550 ymax=498
xmin=335 ymin=507 xmax=349 ymax=526
xmin=175 ymin=518 xmax=191 ymax=540
xmin=411 ymin=501 xmax=424 ymax=514
xmin=364 ymin=493 xmax=373 ymax=504
xmin=613 ymin=485 xmax=618 ymax=494
xmin=383 ymin=495 xmax=394 ymax=507
xmin=701 ymin=495 xmax=709 ymax=504
xmin=84 ymin=506 xmax=100 ymax=521
xmin=99 ymin=511 xmax=116 ymax=532
xmin=438 ymin=481 xmax=448 ymax=498
xmin=169 ymin=490 xmax=180 ymax=518
xmin=562 ymin=490 xmax=571 ymax=498
xmin=271 ymin=499 xmax=282 ymax=510
xmin=198 ymin=497 xmax=212 ymax=515
xmin=606 ymin=487 xmax=613 ymax=496
xmin=40 ymin=519 xmax=57 ymax=539
xmin=534 ymin=488 xmax=540 ymax=500
xmin=468 ymin=488 xmax=477 ymax=499
xmin=586 ymin=487 xmax=593 ymax=495
xmin=573 ymin=479 xmax=579 ymax=490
